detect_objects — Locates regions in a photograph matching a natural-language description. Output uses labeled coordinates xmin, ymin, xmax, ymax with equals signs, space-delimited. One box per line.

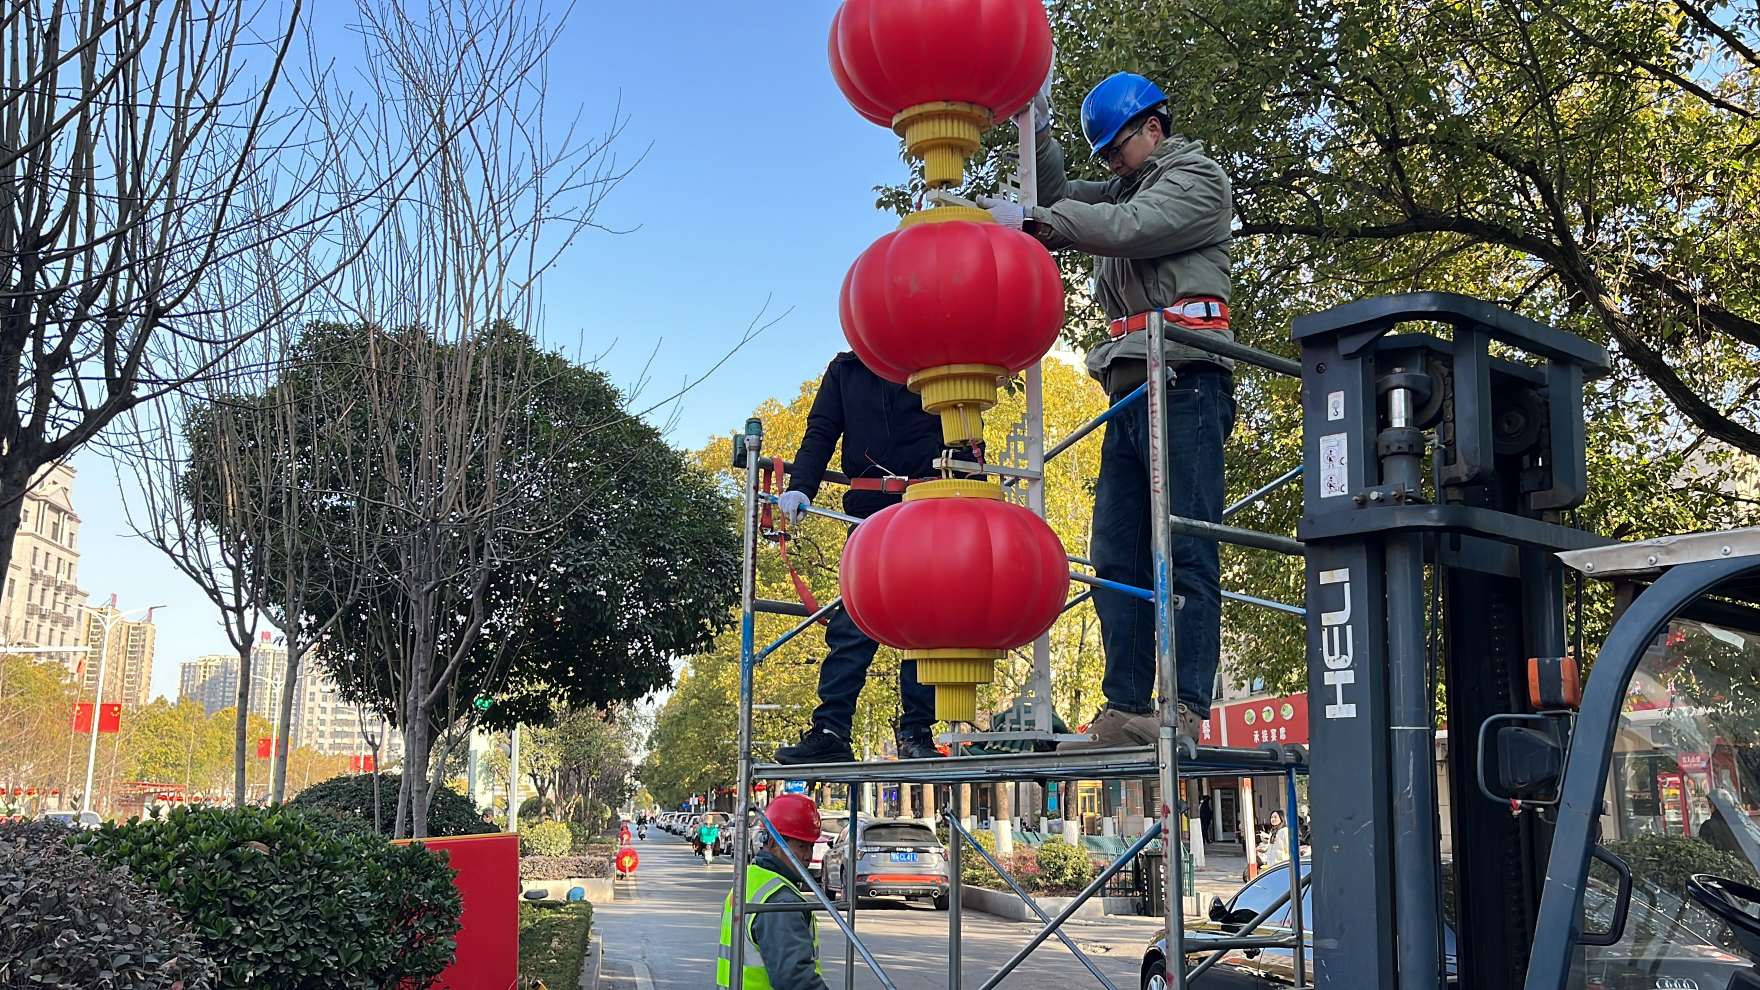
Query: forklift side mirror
xmin=1476 ymin=713 xmax=1566 ymax=805
xmin=1209 ymin=895 xmax=1228 ymax=922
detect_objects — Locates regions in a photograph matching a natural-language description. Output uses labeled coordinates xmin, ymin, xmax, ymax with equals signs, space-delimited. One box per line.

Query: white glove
xmin=778 ymin=490 xmax=811 ymax=525
xmin=977 ymin=195 xmax=1026 ymax=231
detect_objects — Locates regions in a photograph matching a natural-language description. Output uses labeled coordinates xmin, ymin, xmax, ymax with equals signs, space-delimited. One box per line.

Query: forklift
xmin=1294 ymin=292 xmax=1760 ymax=989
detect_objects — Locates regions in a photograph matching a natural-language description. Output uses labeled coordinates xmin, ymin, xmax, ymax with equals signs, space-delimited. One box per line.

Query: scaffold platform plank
xmin=752 ymin=743 xmax=1307 ymax=784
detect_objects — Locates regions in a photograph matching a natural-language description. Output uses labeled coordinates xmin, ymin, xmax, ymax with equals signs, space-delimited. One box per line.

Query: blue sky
xmin=72 ymin=3 xmax=913 ymax=700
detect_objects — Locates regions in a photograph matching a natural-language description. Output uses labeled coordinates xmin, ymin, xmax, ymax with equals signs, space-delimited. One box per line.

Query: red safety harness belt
xmin=764 ymin=457 xmax=826 ymax=624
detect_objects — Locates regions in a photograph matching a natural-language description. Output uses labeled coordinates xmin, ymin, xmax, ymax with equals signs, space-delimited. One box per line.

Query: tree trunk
xmin=271 ymin=645 xmax=301 ymax=803
xmin=233 ymin=642 xmax=254 ymax=806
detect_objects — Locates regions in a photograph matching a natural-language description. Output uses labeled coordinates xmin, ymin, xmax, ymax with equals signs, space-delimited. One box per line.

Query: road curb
xmin=578 ymin=932 xmax=602 ymax=990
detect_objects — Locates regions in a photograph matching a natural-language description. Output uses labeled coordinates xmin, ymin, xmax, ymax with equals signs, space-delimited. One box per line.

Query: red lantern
xmin=829 ymin=0 xmax=1052 ymax=186
xmin=615 ymin=846 xmax=640 ymax=877
xmin=841 ymin=480 xmax=1068 ymax=721
xmin=841 ymin=220 xmax=1064 ymax=443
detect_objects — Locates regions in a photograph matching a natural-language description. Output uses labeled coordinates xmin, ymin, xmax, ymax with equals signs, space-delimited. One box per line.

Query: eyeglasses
xmin=1101 ymin=119 xmax=1148 ymax=165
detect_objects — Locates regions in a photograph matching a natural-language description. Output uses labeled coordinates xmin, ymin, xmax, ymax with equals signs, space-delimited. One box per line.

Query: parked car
xmin=38 ymin=810 xmax=100 ymax=830
xmin=1138 ymin=861 xmax=1754 ymax=988
xmin=824 ymin=817 xmax=949 ymax=910
xmin=811 ymin=811 xmax=853 ymax=882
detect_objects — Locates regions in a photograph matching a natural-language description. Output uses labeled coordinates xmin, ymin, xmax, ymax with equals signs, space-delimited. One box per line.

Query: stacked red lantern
xmin=842 ymin=480 xmax=1068 ymax=722
xmin=841 ymin=219 xmax=1064 ymax=444
xmin=829 ymin=0 xmax=1068 ymax=723
xmin=829 ymin=0 xmax=1053 ymax=188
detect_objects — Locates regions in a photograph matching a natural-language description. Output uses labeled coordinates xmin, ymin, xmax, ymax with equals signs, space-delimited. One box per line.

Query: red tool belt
xmin=1108 ymin=297 xmax=1230 ymax=339
xmin=847 ymin=475 xmax=928 ymax=493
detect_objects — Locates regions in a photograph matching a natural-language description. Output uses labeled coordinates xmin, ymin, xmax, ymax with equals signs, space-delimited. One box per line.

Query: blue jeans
xmin=1090 ymin=366 xmax=1235 ymax=717
xmin=811 ymin=605 xmax=937 ymax=740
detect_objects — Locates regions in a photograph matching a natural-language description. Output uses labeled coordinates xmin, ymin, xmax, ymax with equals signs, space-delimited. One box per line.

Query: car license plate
xmin=891 ymin=852 xmax=918 ymax=863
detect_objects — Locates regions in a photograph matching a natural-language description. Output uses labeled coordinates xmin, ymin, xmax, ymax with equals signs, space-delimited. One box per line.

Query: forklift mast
xmin=1292 ymin=294 xmax=1610 ymax=988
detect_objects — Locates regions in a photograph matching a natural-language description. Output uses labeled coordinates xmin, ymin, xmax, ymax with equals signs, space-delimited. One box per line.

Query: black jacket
xmin=786 ymin=352 xmax=946 ymax=519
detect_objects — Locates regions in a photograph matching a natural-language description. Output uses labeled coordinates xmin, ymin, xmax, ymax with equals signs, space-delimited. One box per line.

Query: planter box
xmin=961 ymin=883 xmax=1112 ymax=921
xmin=960 ymin=883 xmax=1151 ymax=920
xmin=519 ymin=877 xmax=617 ymax=904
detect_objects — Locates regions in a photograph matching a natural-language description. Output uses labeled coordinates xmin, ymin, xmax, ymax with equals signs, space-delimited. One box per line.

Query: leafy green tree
xmin=188 ymin=321 xmax=735 ymax=835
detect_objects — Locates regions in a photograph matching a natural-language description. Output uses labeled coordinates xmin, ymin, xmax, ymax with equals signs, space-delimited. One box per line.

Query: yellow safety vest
xmin=716 ymin=863 xmax=823 ymax=989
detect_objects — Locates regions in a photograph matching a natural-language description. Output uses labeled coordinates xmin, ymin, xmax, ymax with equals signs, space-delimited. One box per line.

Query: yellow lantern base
xmin=907 ymin=363 xmax=1005 ymax=445
xmin=899 ymin=205 xmax=994 ymax=229
xmin=908 ymin=647 xmax=1004 ymax=724
xmin=893 ymin=101 xmax=990 ymax=189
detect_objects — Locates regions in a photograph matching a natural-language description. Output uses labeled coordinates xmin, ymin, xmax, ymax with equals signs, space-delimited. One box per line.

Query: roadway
xmin=595 ymin=827 xmax=1164 ymax=989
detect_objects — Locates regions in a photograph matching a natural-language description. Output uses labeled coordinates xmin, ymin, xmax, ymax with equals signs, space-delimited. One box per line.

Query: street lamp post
xmin=81 ymin=602 xmax=164 ymax=817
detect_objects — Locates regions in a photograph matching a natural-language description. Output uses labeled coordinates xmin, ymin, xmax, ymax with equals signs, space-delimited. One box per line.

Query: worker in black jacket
xmin=773 ymin=352 xmax=947 ymax=765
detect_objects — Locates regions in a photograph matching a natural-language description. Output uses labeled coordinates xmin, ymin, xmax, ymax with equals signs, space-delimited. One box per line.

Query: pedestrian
xmin=1260 ymin=810 xmax=1290 ymax=866
xmin=691 ymin=817 xmax=707 ymax=859
xmin=980 ymin=71 xmax=1237 ymax=750
xmin=1199 ymin=795 xmax=1214 ymax=844
xmin=718 ymin=793 xmax=829 ymax=989
xmin=772 ymin=351 xmax=954 ymax=765
xmin=699 ymin=818 xmax=723 ymax=865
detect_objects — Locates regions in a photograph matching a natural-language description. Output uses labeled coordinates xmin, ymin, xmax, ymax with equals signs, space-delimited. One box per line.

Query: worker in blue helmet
xmin=979 ymin=70 xmax=1236 ymax=751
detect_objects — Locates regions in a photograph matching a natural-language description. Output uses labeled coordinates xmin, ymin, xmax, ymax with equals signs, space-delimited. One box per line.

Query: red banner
xmin=255 ymin=737 xmax=287 ymax=759
xmin=348 ymin=755 xmax=377 ymax=773
xmin=72 ymin=703 xmax=123 ymax=734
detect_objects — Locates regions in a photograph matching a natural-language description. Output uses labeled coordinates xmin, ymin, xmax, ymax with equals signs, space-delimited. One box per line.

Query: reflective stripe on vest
xmin=716 ymin=865 xmax=822 ymax=988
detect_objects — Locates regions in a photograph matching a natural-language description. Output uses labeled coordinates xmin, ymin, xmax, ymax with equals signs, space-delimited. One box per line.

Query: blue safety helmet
xmin=1080 ymin=72 xmax=1168 ymax=156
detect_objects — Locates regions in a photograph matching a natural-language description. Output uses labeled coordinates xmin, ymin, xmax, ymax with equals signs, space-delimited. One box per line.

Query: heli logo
xmin=1319 ymin=567 xmax=1357 ymax=718
xmin=1654 ymin=979 xmax=1699 ymax=989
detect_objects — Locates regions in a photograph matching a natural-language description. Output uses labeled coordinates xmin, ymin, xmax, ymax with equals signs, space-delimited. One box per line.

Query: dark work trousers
xmin=1089 ymin=364 xmax=1236 ymax=718
xmin=811 ymin=605 xmax=937 ymax=741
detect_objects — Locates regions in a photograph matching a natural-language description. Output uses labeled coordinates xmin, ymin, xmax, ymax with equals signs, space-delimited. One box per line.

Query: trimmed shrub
xmin=78 ymin=805 xmax=462 ymax=990
xmin=1035 ymin=838 xmax=1096 ymax=893
xmin=956 ymin=827 xmax=1000 ymax=888
xmin=289 ymin=771 xmax=495 ymax=838
xmin=520 ymin=853 xmax=613 ymax=881
xmin=521 ymin=820 xmax=572 ymax=857
xmin=0 ymin=818 xmax=215 ymax=989
xmin=519 ymin=795 xmax=557 ymax=820
xmin=1607 ymin=832 xmax=1760 ymax=893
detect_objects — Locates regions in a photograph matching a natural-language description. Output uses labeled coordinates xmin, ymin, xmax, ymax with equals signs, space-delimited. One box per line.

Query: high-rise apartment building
xmin=179 ymin=653 xmax=241 ymax=715
xmin=0 ymin=463 xmax=87 ymax=652
xmin=80 ymin=604 xmax=158 ymax=708
xmin=177 ymin=639 xmax=394 ymax=760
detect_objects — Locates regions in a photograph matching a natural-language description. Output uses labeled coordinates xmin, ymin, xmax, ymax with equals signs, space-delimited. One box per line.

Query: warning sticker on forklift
xmin=1320 ymin=433 xmax=1348 ymax=497
xmin=1327 ymin=390 xmax=1345 ymax=421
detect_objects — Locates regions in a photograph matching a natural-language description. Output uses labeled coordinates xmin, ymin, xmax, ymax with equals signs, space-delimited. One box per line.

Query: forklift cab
xmin=1521 ymin=528 xmax=1760 ymax=989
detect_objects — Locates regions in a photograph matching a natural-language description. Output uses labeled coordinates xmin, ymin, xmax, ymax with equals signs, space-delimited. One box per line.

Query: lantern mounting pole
xmin=1015 ymin=104 xmax=1057 ymax=748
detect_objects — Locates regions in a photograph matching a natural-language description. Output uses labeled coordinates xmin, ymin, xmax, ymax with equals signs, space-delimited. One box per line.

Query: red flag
xmin=256 ymin=738 xmax=287 ymax=759
xmin=73 ymin=702 xmax=123 ymax=733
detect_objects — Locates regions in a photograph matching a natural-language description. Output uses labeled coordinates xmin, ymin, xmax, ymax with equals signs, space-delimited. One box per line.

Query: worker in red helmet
xmin=717 ymin=793 xmax=828 ymax=989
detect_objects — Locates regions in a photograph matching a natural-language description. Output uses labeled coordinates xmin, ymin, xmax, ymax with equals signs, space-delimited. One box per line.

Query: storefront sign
xmin=1197 ymin=693 xmax=1310 ymax=748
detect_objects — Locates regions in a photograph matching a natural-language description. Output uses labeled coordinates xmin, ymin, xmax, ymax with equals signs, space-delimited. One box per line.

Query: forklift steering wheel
xmin=1688 ymin=874 xmax=1760 ymax=956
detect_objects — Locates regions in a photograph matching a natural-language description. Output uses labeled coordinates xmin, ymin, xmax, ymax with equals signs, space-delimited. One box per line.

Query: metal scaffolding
xmin=723 ymin=107 xmax=1318 ymax=990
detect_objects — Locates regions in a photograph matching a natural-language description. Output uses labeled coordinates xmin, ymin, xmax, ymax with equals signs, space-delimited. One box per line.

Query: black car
xmin=1140 ymin=861 xmax=1754 ymax=988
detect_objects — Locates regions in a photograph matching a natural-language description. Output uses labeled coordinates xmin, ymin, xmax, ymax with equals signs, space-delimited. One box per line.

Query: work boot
xmin=1057 ymin=707 xmax=1159 ymax=751
xmin=773 ymin=727 xmax=855 ymax=766
xmin=895 ymin=733 xmax=943 ymax=761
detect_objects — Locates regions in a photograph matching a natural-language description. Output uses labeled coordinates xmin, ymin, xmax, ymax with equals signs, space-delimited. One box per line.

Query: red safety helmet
xmin=765 ymin=793 xmax=823 ymax=843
